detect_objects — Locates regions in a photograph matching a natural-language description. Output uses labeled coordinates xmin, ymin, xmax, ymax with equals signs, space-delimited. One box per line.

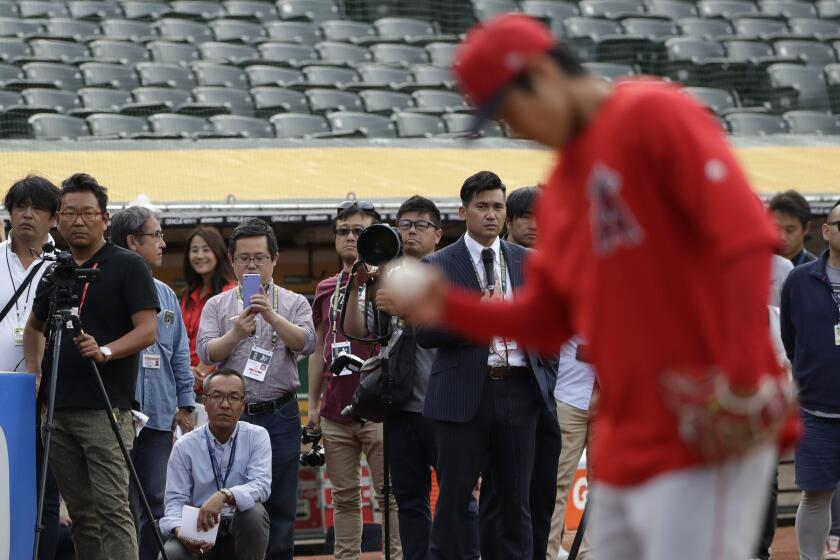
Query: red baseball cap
xmin=453 ymin=14 xmax=556 ymax=136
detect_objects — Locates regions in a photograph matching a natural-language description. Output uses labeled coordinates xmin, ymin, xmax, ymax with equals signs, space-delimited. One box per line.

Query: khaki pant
xmin=47 ymin=408 xmax=138 ymax=560
xmin=321 ymin=417 xmax=402 ymax=560
xmin=546 ymin=401 xmax=591 ymax=560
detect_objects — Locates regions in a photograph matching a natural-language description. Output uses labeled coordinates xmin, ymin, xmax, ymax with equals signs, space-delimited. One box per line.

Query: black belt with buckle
xmin=487 ymin=366 xmax=530 ymax=380
xmin=246 ymin=392 xmax=294 ymax=415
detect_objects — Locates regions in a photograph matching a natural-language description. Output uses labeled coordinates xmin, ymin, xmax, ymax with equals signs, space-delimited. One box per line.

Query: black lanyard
xmin=205 ymin=427 xmax=237 ymax=491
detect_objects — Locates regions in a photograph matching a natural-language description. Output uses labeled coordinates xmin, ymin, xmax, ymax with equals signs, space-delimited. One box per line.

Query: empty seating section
xmin=0 ymin=0 xmax=837 ymax=139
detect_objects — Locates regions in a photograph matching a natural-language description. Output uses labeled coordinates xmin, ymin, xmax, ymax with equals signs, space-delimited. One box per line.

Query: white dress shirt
xmin=0 ymin=234 xmax=54 ymax=372
xmin=554 ymin=336 xmax=596 ymax=411
xmin=463 ymin=233 xmax=527 ymax=367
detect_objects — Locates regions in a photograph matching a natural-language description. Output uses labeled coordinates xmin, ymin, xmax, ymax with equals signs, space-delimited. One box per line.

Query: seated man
xmin=159 ymin=368 xmax=272 ymax=560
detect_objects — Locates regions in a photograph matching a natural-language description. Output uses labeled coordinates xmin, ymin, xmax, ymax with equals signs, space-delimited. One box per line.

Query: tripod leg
xmin=85 ymin=360 xmax=170 ymax=560
xmin=383 ymin=419 xmax=391 ymax=560
xmin=568 ymin=503 xmax=589 ymax=560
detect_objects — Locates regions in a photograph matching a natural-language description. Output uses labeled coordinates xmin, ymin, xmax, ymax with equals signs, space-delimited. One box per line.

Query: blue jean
xmin=241 ymin=397 xmax=300 ymax=560
xmin=130 ymin=427 xmax=173 ymax=560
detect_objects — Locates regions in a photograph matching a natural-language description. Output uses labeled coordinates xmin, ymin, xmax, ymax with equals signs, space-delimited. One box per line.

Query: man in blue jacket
xmin=781 ymin=199 xmax=840 ymax=560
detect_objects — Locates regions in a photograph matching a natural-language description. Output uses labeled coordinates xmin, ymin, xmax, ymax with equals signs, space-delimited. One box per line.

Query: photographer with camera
xmin=23 ymin=173 xmax=160 ymax=560
xmin=159 ymin=368 xmax=272 ymax=560
xmin=306 ymin=201 xmax=402 ymax=560
xmin=197 ymin=217 xmax=314 ymax=560
xmin=111 ymin=205 xmax=197 ymax=560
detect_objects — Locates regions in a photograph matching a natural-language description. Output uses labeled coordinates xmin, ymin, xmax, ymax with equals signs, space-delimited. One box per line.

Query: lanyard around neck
xmin=471 ymin=248 xmax=507 ymax=294
xmin=205 ymin=426 xmax=237 ymax=491
xmin=330 ymin=271 xmax=346 ymax=345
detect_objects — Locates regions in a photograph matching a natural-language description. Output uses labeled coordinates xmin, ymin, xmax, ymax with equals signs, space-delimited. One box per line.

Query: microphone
xmin=481 ymin=248 xmax=495 ymax=294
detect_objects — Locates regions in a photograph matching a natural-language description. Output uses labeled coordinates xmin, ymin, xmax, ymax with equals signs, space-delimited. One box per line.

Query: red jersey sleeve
xmin=442 ymin=249 xmax=574 ymax=355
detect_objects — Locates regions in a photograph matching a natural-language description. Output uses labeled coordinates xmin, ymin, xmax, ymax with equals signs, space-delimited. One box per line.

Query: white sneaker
xmin=825 ymin=534 xmax=840 ymax=560
xmin=557 ymin=546 xmax=570 ymax=560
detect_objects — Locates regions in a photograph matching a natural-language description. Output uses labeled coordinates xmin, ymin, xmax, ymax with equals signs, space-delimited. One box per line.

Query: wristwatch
xmin=220 ymin=488 xmax=234 ymax=503
xmin=99 ymin=346 xmax=112 ymax=363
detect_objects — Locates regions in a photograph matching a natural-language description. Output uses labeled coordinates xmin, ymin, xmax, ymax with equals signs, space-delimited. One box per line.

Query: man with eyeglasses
xmin=307 ymin=201 xmax=402 ymax=560
xmin=110 ymin=205 xmax=196 ymax=560
xmin=159 ymin=368 xmax=272 ymax=560
xmin=23 ymin=173 xmax=160 ymax=560
xmin=781 ymin=201 xmax=840 ymax=560
xmin=197 ymin=217 xmax=314 ymax=559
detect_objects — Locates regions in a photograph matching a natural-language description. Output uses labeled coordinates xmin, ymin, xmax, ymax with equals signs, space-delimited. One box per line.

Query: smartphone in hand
xmin=242 ymin=274 xmax=261 ymax=312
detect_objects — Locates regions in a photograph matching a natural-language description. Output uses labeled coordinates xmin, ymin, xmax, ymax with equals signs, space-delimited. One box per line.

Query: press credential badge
xmin=244 ymin=347 xmax=273 ymax=382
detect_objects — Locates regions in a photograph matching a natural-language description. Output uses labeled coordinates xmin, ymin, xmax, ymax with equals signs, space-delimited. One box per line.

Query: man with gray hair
xmin=110 ymin=205 xmax=196 ymax=560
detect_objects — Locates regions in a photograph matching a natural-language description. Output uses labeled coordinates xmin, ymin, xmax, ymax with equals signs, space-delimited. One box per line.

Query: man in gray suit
xmin=418 ymin=171 xmax=558 ymax=560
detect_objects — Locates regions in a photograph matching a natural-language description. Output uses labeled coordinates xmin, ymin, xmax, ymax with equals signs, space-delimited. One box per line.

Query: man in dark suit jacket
xmin=418 ymin=171 xmax=558 ymax=560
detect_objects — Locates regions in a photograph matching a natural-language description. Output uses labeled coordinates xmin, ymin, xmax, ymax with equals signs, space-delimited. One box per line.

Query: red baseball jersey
xmin=443 ymin=80 xmax=790 ymax=486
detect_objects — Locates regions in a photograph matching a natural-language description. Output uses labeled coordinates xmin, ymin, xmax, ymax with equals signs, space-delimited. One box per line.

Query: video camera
xmin=39 ymin=242 xmax=100 ymax=311
xmin=299 ymin=426 xmax=325 ymax=467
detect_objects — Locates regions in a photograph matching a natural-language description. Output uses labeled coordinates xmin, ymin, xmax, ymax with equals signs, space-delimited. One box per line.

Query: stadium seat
xmin=697 ymin=0 xmax=759 ymax=19
xmin=621 ymin=18 xmax=678 ymax=40
xmin=192 ymin=86 xmax=254 ymax=115
xmin=17 ymin=1 xmax=69 ymax=19
xmin=147 ymin=41 xmax=201 ymax=64
xmin=644 ymin=1 xmax=698 ymax=19
xmin=370 ymin=43 xmax=428 ymax=66
xmin=209 ymin=114 xmax=274 ymax=137
xmin=89 ymin=40 xmax=148 ymax=64
xmin=132 ymin=86 xmax=192 ymax=109
xmin=442 ymin=112 xmax=504 ymax=137
xmin=258 ymin=42 xmax=318 ymax=66
xmin=210 ymin=19 xmax=266 ymax=43
xmin=760 ymin=0 xmax=817 ymax=19
xmin=77 ymin=87 xmax=133 ymax=113
xmin=724 ymin=39 xmax=793 ymax=68
xmin=121 ymin=1 xmax=171 ymax=21
xmin=359 ymin=89 xmax=414 ymax=113
xmin=169 ymin=1 xmax=225 ymax=21
xmin=68 ymin=1 xmax=123 ymax=21
xmin=29 ymin=113 xmax=89 ymax=139
xmin=80 ymin=62 xmax=139 ymax=89
xmin=393 ymin=111 xmax=446 ymax=137
xmin=23 ymin=62 xmax=83 ymax=90
xmin=305 ymin=88 xmax=363 ymax=113
xmin=314 ymin=41 xmax=373 ymax=66
xmin=425 ymin=42 xmax=457 ymax=68
xmin=199 ymin=42 xmax=258 ymax=64
xmin=662 ymin=37 xmax=727 ymax=85
xmin=579 ymin=0 xmax=645 ymax=19
xmin=326 ymin=111 xmax=396 ymax=137
xmin=251 ymin=86 xmax=309 ymax=115
xmin=683 ymin=86 xmax=741 ymax=114
xmin=100 ymin=19 xmax=156 ymax=42
xmin=562 ymin=17 xmax=625 ymax=61
xmin=774 ymin=40 xmax=837 ymax=67
xmin=136 ymin=62 xmax=196 ymax=89
xmin=154 ymin=19 xmax=214 ymax=43
xmin=0 ymin=38 xmax=29 ymax=62
xmin=474 ymin=0 xmax=519 ymax=21
xmin=818 ymin=0 xmax=840 ymax=19
xmin=223 ymin=1 xmax=278 ymax=22
xmin=349 ymin=63 xmax=413 ymax=90
xmin=783 ymin=110 xmax=840 ymax=133
xmin=87 ymin=113 xmax=149 ymax=137
xmin=0 ymin=17 xmax=45 ymax=38
xmin=320 ymin=20 xmax=376 ymax=43
xmin=373 ymin=17 xmax=453 ymax=44
xmin=583 ymin=61 xmax=637 ymax=80
xmin=301 ymin=65 xmax=359 ymax=87
xmin=270 ymin=112 xmax=329 ymax=137
xmin=410 ymin=89 xmax=469 ymax=114
xmin=148 ymin=113 xmax=212 ymax=137
xmin=277 ymin=0 xmax=340 ymax=23
xmin=788 ymin=18 xmax=840 ymax=40
xmin=193 ymin=62 xmax=248 ymax=88
xmin=28 ymin=40 xmax=90 ymax=64
xmin=731 ymin=17 xmax=789 ymax=39
xmin=411 ymin=64 xmax=454 ymax=87
xmin=768 ymin=63 xmax=831 ymax=111
xmin=21 ymin=88 xmax=80 ymax=113
xmin=0 ymin=90 xmax=23 ymax=108
xmin=678 ymin=18 xmax=735 ymax=40
xmin=725 ymin=112 xmax=787 ymax=133
xmin=827 ymin=63 xmax=840 ymax=113
xmin=43 ymin=19 xmax=101 ymax=42
xmin=0 ymin=62 xmax=22 ymax=84
xmin=521 ymin=0 xmax=580 ymax=21
xmin=263 ymin=21 xmax=321 ymax=44
xmin=245 ymin=65 xmax=303 ymax=87
xmin=0 ymin=5 xmax=16 ymax=19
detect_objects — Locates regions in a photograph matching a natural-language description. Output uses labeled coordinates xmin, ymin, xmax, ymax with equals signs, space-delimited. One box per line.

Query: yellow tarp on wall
xmin=2 ymin=145 xmax=838 ymax=202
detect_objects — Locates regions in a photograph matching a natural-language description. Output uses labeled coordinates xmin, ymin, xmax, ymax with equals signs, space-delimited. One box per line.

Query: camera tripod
xmin=33 ymin=274 xmax=170 ymax=560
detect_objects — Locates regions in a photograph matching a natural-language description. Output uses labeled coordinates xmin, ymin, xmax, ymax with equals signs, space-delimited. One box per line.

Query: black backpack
xmin=350 ymin=326 xmax=417 ymax=423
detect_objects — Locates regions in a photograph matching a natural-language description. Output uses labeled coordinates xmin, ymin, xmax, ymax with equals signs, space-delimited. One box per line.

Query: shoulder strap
xmin=0 ymin=260 xmax=45 ymax=323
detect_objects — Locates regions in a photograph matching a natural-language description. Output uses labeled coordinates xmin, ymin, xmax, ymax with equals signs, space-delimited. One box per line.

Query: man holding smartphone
xmin=197 ymin=218 xmax=315 ymax=559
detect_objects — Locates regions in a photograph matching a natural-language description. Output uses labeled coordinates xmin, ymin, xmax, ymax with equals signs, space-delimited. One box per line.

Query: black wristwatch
xmin=178 ymin=406 xmax=195 ymax=413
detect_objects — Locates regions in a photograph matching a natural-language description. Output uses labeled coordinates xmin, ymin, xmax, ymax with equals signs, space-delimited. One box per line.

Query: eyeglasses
xmin=337 ymin=200 xmax=375 ymax=216
xmin=206 ymin=392 xmax=245 ymax=404
xmin=397 ymin=219 xmax=437 ymax=232
xmin=232 ymin=254 xmax=271 ymax=266
xmin=335 ymin=226 xmax=365 ymax=238
xmin=133 ymin=231 xmax=165 ymax=241
xmin=59 ymin=210 xmax=102 ymax=223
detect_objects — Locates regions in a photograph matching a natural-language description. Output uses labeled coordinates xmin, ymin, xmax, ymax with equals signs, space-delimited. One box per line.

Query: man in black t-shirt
xmin=23 ymin=173 xmax=159 ymax=560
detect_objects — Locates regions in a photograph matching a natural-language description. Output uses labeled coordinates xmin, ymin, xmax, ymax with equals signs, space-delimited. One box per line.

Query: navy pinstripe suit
xmin=418 ymin=236 xmax=557 ymax=560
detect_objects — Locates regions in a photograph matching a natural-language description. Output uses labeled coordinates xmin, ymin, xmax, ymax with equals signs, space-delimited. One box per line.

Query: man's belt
xmin=245 ymin=392 xmax=294 ymax=415
xmin=487 ymin=366 xmax=531 ymax=380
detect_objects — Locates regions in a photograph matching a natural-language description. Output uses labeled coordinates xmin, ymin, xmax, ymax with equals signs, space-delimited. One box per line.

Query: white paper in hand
xmin=179 ymin=505 xmax=219 ymax=548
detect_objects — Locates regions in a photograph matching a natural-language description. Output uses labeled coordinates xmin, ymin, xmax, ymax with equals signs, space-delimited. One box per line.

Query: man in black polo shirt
xmin=23 ymin=173 xmax=159 ymax=560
